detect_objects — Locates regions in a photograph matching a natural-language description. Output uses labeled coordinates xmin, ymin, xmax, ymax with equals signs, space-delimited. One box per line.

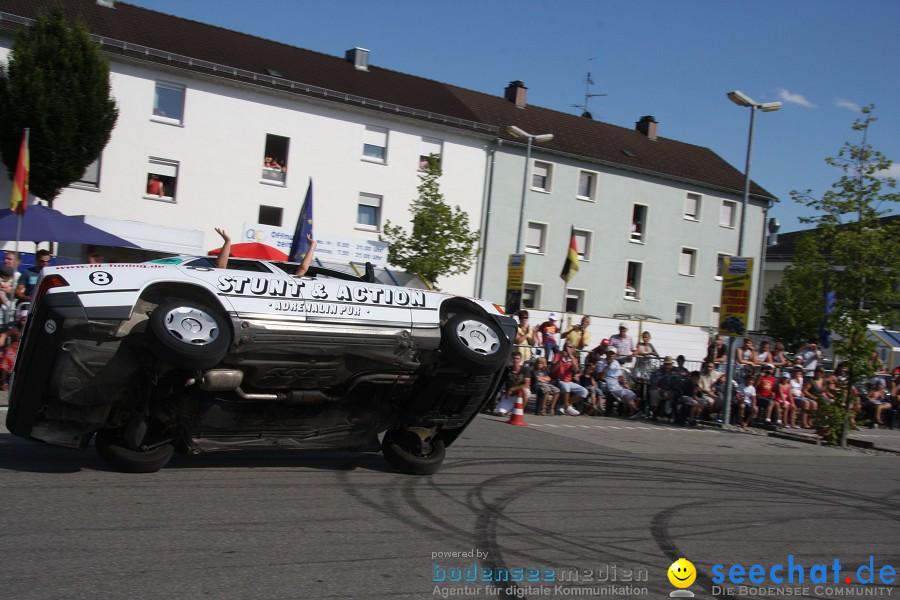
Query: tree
xmin=0 ymin=2 xmax=118 ymax=206
xmin=761 ymin=233 xmax=827 ymax=350
xmin=380 ymin=155 xmax=480 ymax=289
xmin=788 ymin=105 xmax=900 ymax=445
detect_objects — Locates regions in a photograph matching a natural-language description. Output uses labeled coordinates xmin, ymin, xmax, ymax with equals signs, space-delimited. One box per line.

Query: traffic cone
xmin=507 ymin=396 xmax=527 ymax=426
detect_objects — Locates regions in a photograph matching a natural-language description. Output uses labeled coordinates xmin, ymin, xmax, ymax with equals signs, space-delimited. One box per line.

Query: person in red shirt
xmin=755 ymin=366 xmax=782 ymax=426
xmin=536 ymin=312 xmax=561 ymax=361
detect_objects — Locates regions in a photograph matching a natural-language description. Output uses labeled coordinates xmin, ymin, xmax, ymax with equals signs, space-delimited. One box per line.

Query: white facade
xmin=480 ymin=146 xmax=768 ymax=328
xmin=0 ymin=44 xmax=491 ymax=295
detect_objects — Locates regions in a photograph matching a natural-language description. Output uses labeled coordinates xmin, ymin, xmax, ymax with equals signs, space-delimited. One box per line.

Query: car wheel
xmin=381 ymin=430 xmax=446 ymax=476
xmin=148 ymin=299 xmax=230 ymax=370
xmin=94 ymin=429 xmax=175 ymax=473
xmin=440 ymin=312 xmax=509 ymax=374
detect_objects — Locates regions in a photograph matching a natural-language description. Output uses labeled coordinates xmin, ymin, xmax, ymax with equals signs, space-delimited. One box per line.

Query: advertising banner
xmin=718 ymin=256 xmax=754 ymax=336
xmin=241 ymin=223 xmax=388 ymax=266
xmin=505 ymin=253 xmax=526 ymax=314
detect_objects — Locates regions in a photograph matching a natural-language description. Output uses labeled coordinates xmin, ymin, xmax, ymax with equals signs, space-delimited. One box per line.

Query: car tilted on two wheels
xmin=6 ymin=257 xmax=515 ymax=474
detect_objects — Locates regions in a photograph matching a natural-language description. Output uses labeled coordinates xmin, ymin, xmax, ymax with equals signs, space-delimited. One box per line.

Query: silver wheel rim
xmin=161 ymin=306 xmax=220 ymax=346
xmin=454 ymin=319 xmax=500 ymax=356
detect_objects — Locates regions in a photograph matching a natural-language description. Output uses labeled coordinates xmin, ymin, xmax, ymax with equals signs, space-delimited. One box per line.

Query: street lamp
xmin=727 ymin=91 xmax=781 ymax=255
xmin=506 ymin=126 xmax=554 ymax=254
xmin=721 ymin=90 xmax=781 ymax=426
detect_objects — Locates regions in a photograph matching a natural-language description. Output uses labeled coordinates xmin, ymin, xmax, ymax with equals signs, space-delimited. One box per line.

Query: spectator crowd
xmin=497 ymin=309 xmax=900 ymax=432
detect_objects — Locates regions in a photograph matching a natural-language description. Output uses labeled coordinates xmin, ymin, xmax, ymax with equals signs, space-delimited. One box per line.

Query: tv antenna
xmin=572 ymin=57 xmax=607 ymax=119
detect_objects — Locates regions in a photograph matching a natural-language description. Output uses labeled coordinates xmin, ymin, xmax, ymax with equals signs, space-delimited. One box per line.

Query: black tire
xmin=148 ymin=299 xmax=230 ymax=370
xmin=439 ymin=312 xmax=509 ymax=375
xmin=95 ymin=429 xmax=175 ymax=473
xmin=381 ymin=430 xmax=446 ymax=476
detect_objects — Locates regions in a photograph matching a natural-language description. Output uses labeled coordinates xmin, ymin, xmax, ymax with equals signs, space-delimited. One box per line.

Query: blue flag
xmin=820 ymin=289 xmax=835 ymax=349
xmin=288 ymin=179 xmax=313 ymax=263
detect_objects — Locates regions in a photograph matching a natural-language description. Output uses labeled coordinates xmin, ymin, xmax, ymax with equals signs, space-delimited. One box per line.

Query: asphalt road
xmin=1 ymin=412 xmax=898 ymax=600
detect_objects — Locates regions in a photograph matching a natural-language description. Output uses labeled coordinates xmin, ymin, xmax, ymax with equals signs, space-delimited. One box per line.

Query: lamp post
xmin=726 ymin=91 xmax=781 ymax=255
xmin=506 ymin=126 xmax=554 ymax=253
xmin=721 ymin=91 xmax=781 ymax=427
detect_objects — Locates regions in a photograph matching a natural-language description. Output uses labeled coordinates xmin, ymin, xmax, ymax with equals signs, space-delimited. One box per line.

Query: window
xmin=259 ymin=205 xmax=283 ymax=227
xmin=525 ymin=222 xmax=547 ymax=254
xmin=716 ymin=253 xmax=730 ymax=279
xmin=419 ymin=137 xmax=442 ymax=170
xmin=572 ymin=229 xmax=592 ymax=261
xmin=145 ymin=158 xmax=178 ymax=202
xmin=153 ymin=81 xmax=185 ymax=124
xmin=531 ymin=161 xmax=552 ymax=192
xmin=684 ymin=192 xmax=702 ymax=221
xmin=675 ymin=302 xmax=693 ymax=325
xmin=625 ymin=261 xmax=642 ymax=299
xmin=711 ymin=305 xmax=720 ymax=327
xmin=261 ymin=134 xmax=289 ymax=184
xmin=679 ymin=247 xmax=697 ymax=276
xmin=363 ymin=126 xmax=388 ymax=163
xmin=720 ymin=200 xmax=736 ymax=228
xmin=631 ymin=204 xmax=647 ymax=242
xmin=565 ymin=289 xmax=584 ymax=314
xmin=72 ymin=157 xmax=101 ymax=190
xmin=357 ymin=193 xmax=382 ymax=230
xmin=522 ymin=283 xmax=541 ymax=310
xmin=576 ymin=170 xmax=597 ymax=201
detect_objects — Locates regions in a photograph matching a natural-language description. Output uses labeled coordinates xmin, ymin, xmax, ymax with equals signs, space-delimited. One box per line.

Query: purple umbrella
xmin=0 ymin=205 xmax=137 ymax=247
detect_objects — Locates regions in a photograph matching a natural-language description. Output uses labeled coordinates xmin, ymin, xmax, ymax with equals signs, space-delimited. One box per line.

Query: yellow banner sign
xmin=719 ymin=256 xmax=753 ymax=336
xmin=505 ymin=253 xmax=526 ymax=314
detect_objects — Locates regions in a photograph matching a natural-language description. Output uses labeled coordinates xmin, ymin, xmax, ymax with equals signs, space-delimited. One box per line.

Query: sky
xmin=126 ymin=0 xmax=900 ymax=233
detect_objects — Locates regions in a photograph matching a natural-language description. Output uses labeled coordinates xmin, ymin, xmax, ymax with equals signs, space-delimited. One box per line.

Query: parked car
xmin=6 ymin=256 xmax=514 ymax=474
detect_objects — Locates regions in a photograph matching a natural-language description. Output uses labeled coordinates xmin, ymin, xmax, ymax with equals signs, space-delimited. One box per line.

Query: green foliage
xmin=0 ymin=2 xmax=119 ymax=204
xmin=380 ymin=155 xmax=480 ymax=289
xmin=787 ymin=105 xmax=900 ymax=445
xmin=761 ymin=234 xmax=826 ymax=350
xmin=810 ymin=398 xmax=856 ymax=445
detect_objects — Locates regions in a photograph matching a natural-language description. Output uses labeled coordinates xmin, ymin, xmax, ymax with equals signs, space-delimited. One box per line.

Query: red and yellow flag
xmin=560 ymin=229 xmax=579 ymax=282
xmin=10 ymin=129 xmax=29 ymax=215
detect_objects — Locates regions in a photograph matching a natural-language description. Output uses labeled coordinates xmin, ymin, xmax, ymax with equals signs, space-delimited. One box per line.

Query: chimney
xmin=504 ymin=80 xmax=528 ymax=108
xmin=636 ymin=115 xmax=658 ymax=141
xmin=345 ymin=47 xmax=370 ymax=71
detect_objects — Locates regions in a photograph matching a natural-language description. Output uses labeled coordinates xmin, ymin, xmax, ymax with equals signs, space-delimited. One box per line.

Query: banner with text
xmin=505 ymin=253 xmax=526 ymax=314
xmin=718 ymin=256 xmax=753 ymax=336
xmin=241 ymin=223 xmax=388 ymax=266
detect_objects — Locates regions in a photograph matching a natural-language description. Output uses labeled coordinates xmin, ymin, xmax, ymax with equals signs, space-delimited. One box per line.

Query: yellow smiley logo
xmin=668 ymin=558 xmax=697 ymax=588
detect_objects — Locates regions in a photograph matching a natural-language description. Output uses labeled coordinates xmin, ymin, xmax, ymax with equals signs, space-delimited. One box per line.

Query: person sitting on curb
xmin=597 ymin=347 xmax=638 ymax=417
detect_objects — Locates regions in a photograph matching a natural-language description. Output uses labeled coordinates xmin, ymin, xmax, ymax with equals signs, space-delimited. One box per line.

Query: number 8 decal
xmin=89 ymin=271 xmax=113 ymax=286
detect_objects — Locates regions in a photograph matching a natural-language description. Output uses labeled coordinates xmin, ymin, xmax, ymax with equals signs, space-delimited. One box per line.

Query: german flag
xmin=560 ymin=229 xmax=579 ymax=282
xmin=10 ymin=129 xmax=29 ymax=215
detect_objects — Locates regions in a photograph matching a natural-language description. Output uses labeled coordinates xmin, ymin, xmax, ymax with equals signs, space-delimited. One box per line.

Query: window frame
xmin=144 ymin=157 xmax=179 ymax=203
xmin=711 ymin=305 xmax=721 ymax=328
xmin=684 ymin=192 xmax=702 ymax=221
xmin=679 ymin=246 xmax=698 ymax=277
xmin=71 ymin=156 xmax=101 ymax=191
xmin=565 ymin=288 xmax=585 ymax=314
xmin=572 ymin=228 xmax=593 ymax=262
xmin=261 ymin=134 xmax=290 ymax=186
xmin=362 ymin=125 xmax=389 ymax=164
xmin=625 ymin=261 xmax=643 ymax=300
xmin=419 ymin=137 xmax=443 ymax=171
xmin=720 ymin=200 xmax=737 ymax=228
xmin=631 ymin=203 xmax=648 ymax=243
xmin=525 ymin=221 xmax=549 ymax=255
xmin=522 ymin=283 xmax=542 ymax=310
xmin=675 ymin=302 xmax=693 ymax=325
xmin=531 ymin=160 xmax=553 ymax=193
xmin=356 ymin=192 xmax=383 ymax=231
xmin=258 ymin=205 xmax=283 ymax=227
xmin=576 ymin=169 xmax=598 ymax=201
xmin=715 ymin=252 xmax=731 ymax=280
xmin=152 ymin=81 xmax=186 ymax=126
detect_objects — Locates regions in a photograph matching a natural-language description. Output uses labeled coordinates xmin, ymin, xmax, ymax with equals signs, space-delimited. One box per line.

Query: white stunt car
xmin=6 ymin=257 xmax=514 ymax=474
